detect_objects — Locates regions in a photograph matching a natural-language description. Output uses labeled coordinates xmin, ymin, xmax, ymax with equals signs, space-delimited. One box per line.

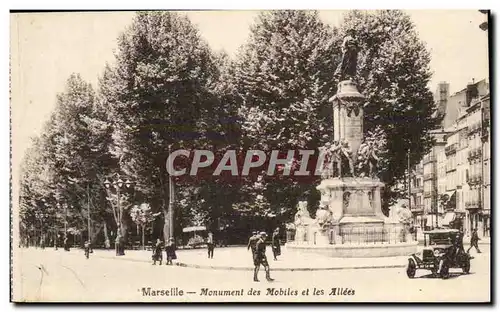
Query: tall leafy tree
xmin=99 ymin=12 xmax=226 ymax=241
xmin=339 ymin=10 xmax=442 ymax=210
xmin=234 ymin=10 xmax=442 ymax=218
xmin=234 ymin=11 xmax=340 ymax=217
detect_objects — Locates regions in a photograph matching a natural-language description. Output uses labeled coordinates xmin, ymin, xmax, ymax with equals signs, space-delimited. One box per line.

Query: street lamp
xmin=104 ymin=174 xmax=135 ymax=255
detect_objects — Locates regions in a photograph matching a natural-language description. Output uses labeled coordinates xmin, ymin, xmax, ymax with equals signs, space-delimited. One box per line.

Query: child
xmin=165 ymin=238 xmax=177 ymax=265
xmin=152 ymin=239 xmax=163 ymax=265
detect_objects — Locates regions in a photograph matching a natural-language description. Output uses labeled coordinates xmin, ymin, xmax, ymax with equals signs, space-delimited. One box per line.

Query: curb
xmin=65 ymin=251 xmax=407 ymax=271
xmin=174 ymin=262 xmax=406 ymax=271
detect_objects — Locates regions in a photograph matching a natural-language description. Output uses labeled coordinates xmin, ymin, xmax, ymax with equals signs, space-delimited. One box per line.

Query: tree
xmin=233 ymin=11 xmax=340 ymax=217
xmin=99 ymin=11 xmax=225 ymax=242
xmin=339 ymin=10 xmax=442 ymax=211
xmin=130 ymin=203 xmax=161 ymax=249
xmin=19 ymin=73 xmax=118 ymax=247
xmin=234 ymin=10 xmax=442 ymax=218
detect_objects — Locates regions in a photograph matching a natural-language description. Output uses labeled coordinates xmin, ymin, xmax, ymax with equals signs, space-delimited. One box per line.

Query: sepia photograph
xmin=10 ymin=9 xmax=491 ymax=303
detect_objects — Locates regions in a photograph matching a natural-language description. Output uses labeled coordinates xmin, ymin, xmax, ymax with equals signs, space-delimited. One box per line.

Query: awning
xmin=482 ymin=210 xmax=490 ymax=216
xmin=441 ymin=191 xmax=456 ymax=203
xmin=182 ymin=226 xmax=207 ymax=233
xmin=441 ymin=212 xmax=456 ymax=226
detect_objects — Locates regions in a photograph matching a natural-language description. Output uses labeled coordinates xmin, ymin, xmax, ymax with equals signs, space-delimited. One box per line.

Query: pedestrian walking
xmin=84 ymin=240 xmax=91 ymax=259
xmin=271 ymin=227 xmax=281 ymax=261
xmin=467 ymin=228 xmax=481 ymax=254
xmin=165 ymin=238 xmax=177 ymax=265
xmin=207 ymin=232 xmax=215 ymax=259
xmin=247 ymin=231 xmax=259 ymax=252
xmin=64 ymin=236 xmax=70 ymax=251
xmin=152 ymin=239 xmax=163 ymax=265
xmin=115 ymin=234 xmax=121 ymax=256
xmin=253 ymin=232 xmax=274 ymax=282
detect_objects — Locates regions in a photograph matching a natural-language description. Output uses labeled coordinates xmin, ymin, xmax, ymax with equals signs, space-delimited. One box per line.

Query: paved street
xmin=13 ymin=246 xmax=490 ymax=302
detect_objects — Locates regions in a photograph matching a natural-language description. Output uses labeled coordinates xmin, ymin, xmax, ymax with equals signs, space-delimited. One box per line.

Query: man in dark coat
xmin=84 ymin=240 xmax=91 ymax=259
xmin=271 ymin=228 xmax=281 ymax=261
xmin=165 ymin=238 xmax=177 ymax=265
xmin=247 ymin=231 xmax=259 ymax=256
xmin=207 ymin=232 xmax=215 ymax=259
xmin=467 ymin=228 xmax=481 ymax=254
xmin=152 ymin=239 xmax=163 ymax=265
xmin=253 ymin=232 xmax=274 ymax=282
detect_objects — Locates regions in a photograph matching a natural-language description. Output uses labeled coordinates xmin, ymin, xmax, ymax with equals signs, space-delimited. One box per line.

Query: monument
xmin=287 ymin=31 xmax=418 ymax=257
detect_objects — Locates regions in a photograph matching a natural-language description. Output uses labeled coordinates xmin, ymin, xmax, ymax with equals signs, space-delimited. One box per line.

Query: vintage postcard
xmin=10 ymin=10 xmax=491 ymax=303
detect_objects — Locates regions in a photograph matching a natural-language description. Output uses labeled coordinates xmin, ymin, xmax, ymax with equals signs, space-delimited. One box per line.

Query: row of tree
xmin=18 ymin=10 xmax=442 ymax=247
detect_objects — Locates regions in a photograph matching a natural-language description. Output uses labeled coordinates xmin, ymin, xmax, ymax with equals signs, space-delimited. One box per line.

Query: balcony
xmin=445 ymin=165 xmax=456 ymax=173
xmin=423 ymin=190 xmax=436 ymax=198
xmin=467 ymin=174 xmax=482 ymax=186
xmin=467 ymin=147 xmax=482 ymax=162
xmin=468 ymin=122 xmax=481 ymax=136
xmin=423 ymin=173 xmax=435 ymax=181
xmin=445 ymin=143 xmax=458 ymax=155
xmin=411 ymin=186 xmax=423 ymax=194
xmin=423 ymin=155 xmax=436 ymax=165
xmin=411 ymin=204 xmax=424 ymax=213
xmin=465 ymin=200 xmax=480 ymax=210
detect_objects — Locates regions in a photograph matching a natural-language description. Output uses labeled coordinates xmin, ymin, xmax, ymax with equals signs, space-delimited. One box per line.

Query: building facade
xmin=411 ymin=79 xmax=490 ymax=237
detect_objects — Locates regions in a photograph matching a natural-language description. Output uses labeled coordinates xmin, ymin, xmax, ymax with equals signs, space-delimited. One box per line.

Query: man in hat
xmin=271 ymin=227 xmax=281 ymax=261
xmin=165 ymin=237 xmax=177 ymax=265
xmin=247 ymin=230 xmax=259 ymax=251
xmin=152 ymin=239 xmax=163 ymax=265
xmin=467 ymin=228 xmax=481 ymax=254
xmin=253 ymin=232 xmax=274 ymax=282
xmin=207 ymin=232 xmax=215 ymax=259
xmin=84 ymin=240 xmax=91 ymax=259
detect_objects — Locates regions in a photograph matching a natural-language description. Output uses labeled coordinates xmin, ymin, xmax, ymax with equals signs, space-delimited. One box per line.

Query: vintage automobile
xmin=406 ymin=229 xmax=472 ymax=279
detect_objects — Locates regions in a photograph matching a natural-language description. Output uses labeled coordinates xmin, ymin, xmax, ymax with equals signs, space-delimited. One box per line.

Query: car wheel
xmin=440 ymin=261 xmax=450 ymax=279
xmin=406 ymin=259 xmax=416 ymax=278
xmin=462 ymin=259 xmax=470 ymax=274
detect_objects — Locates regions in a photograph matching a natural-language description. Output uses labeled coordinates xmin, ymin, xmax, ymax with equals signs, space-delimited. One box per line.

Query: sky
xmin=10 ymin=10 xmax=489 ymax=205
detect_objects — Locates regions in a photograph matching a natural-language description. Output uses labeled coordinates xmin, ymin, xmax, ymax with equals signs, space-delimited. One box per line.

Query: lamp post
xmin=104 ymin=174 xmax=135 ymax=255
xmin=167 ymin=145 xmax=175 ymax=241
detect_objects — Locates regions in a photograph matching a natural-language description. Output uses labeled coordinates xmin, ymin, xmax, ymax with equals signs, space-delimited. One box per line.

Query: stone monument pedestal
xmin=317 ymin=177 xmax=385 ymax=243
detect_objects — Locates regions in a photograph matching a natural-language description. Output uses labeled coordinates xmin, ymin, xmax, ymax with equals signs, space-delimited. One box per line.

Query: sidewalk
xmin=416 ymin=236 xmax=491 ymax=246
xmin=64 ymin=246 xmax=410 ymax=271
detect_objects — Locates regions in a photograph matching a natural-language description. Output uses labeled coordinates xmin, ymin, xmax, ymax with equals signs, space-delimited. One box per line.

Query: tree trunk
xmin=103 ymin=222 xmax=110 ymax=249
xmin=159 ymin=162 xmax=170 ymax=243
xmin=141 ymin=225 xmax=145 ymax=250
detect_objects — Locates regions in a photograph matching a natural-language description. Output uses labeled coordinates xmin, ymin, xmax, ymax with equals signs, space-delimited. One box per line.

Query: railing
xmin=465 ymin=201 xmax=480 ymax=209
xmin=287 ymin=226 xmax=413 ymax=245
xmin=423 ymin=155 xmax=436 ymax=164
xmin=467 ymin=174 xmax=482 ymax=186
xmin=468 ymin=122 xmax=481 ymax=136
xmin=423 ymin=173 xmax=435 ymax=181
xmin=411 ymin=204 xmax=424 ymax=212
xmin=467 ymin=147 xmax=482 ymax=161
xmin=411 ymin=186 xmax=423 ymax=194
xmin=445 ymin=143 xmax=458 ymax=155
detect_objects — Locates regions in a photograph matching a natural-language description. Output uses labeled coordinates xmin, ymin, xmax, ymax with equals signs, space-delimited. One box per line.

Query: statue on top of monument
xmin=334 ymin=29 xmax=359 ymax=82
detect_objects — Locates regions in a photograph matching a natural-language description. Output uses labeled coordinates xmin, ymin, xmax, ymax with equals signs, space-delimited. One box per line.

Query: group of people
xmin=247 ymin=227 xmax=281 ymax=282
xmin=151 ymin=238 xmax=178 ymax=265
